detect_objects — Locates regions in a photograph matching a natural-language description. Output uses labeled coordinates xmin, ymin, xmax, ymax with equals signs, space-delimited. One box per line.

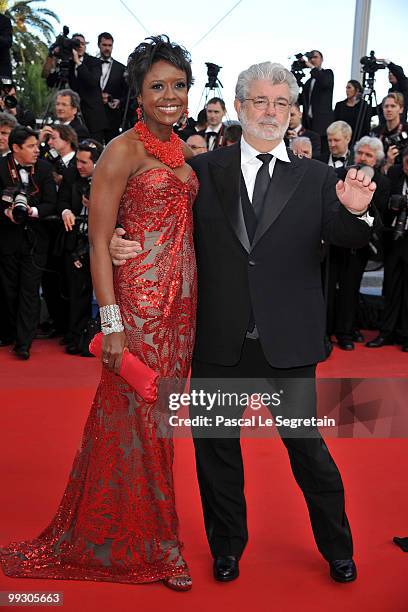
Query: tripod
xmin=351 ymin=69 xmax=379 ymax=146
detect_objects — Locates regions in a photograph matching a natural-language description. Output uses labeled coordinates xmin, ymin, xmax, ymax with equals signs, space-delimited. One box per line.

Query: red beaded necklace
xmin=134 ymin=121 xmax=185 ymax=169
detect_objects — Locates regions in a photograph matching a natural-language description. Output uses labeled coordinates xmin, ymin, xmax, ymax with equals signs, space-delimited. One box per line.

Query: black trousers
xmin=41 ymin=223 xmax=69 ymax=334
xmin=190 ymin=338 xmax=353 ymax=562
xmin=65 ymin=252 xmax=93 ymax=346
xmin=381 ymin=241 xmax=408 ymax=340
xmin=0 ymin=242 xmax=47 ymax=349
xmin=327 ymin=246 xmax=369 ymax=340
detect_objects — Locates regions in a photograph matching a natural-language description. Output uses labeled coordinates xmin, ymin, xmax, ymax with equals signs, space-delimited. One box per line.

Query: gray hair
xmin=290 ymin=136 xmax=312 ymax=150
xmin=56 ymin=89 xmax=81 ymax=110
xmin=354 ymin=135 xmax=385 ymax=163
xmin=0 ymin=111 xmax=17 ymax=129
xmin=235 ymin=62 xmax=299 ymax=105
xmin=326 ymin=120 xmax=352 ymax=139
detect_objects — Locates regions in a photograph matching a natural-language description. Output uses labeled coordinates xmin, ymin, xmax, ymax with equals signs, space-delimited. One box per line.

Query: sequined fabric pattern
xmin=0 ymin=167 xmax=198 ymax=584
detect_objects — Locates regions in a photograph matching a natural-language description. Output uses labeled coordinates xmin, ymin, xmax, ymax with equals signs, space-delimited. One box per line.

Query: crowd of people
xmin=0 ymin=36 xmax=407 ymax=361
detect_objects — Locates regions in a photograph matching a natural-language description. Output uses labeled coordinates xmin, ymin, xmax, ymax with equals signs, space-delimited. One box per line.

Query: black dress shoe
xmin=352 ymin=330 xmax=364 ymax=343
xmin=329 ymin=559 xmax=357 ymax=583
xmin=401 ymin=344 xmax=408 ymax=353
xmin=337 ymin=339 xmax=355 ymax=351
xmin=14 ymin=347 xmax=30 ymax=360
xmin=213 ymin=556 xmax=239 ymax=582
xmin=365 ymin=335 xmax=394 ymax=348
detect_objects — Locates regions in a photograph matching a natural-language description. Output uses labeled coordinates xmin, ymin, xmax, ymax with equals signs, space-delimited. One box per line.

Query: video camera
xmin=48 ymin=26 xmax=82 ymax=83
xmin=205 ymin=63 xmax=222 ymax=89
xmin=0 ymin=77 xmax=17 ymax=111
xmin=389 ymin=194 xmax=408 ymax=240
xmin=290 ymin=51 xmax=314 ymax=86
xmin=1 ymin=187 xmax=30 ymax=224
xmin=360 ymin=51 xmax=387 ymax=76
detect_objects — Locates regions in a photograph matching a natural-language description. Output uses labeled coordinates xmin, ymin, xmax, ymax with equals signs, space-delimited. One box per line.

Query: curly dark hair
xmin=127 ymin=34 xmax=193 ymax=97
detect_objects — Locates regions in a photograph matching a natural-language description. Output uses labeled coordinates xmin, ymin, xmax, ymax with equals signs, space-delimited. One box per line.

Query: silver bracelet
xmin=99 ymin=304 xmax=124 ymax=335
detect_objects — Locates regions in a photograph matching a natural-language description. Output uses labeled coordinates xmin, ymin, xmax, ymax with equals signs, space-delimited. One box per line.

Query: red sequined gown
xmin=0 ymin=167 xmax=198 ymax=584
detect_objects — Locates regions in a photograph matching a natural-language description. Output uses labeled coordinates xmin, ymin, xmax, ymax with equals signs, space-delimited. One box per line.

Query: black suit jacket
xmin=57 ymin=166 xmax=88 ymax=252
xmin=0 ymin=156 xmax=57 ymax=255
xmin=68 ymin=54 xmax=107 ymax=134
xmin=68 ymin=116 xmax=90 ymax=140
xmin=102 ymin=58 xmax=128 ymax=132
xmin=188 ymin=143 xmax=373 ymax=368
xmin=0 ymin=14 xmax=12 ymax=78
xmin=301 ymin=68 xmax=334 ymax=136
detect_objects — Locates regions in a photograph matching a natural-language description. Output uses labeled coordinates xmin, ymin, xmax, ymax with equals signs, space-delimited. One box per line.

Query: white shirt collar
xmin=206 ymin=123 xmax=222 ymax=134
xmin=240 ymin=135 xmax=290 ymax=164
xmin=62 ymin=151 xmax=75 ymax=166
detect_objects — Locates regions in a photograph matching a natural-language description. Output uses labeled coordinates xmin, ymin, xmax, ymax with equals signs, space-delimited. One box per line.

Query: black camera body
xmin=1 ymin=187 xmax=30 ymax=224
xmin=48 ymin=26 xmax=81 ymax=82
xmin=78 ymin=176 xmax=92 ymax=200
xmin=384 ymin=130 xmax=408 ymax=153
xmin=389 ymin=194 xmax=408 ymax=240
xmin=0 ymin=77 xmax=18 ymax=110
xmin=205 ymin=63 xmax=222 ymax=89
xmin=360 ymin=51 xmax=386 ymax=75
xmin=290 ymin=51 xmax=314 ymax=86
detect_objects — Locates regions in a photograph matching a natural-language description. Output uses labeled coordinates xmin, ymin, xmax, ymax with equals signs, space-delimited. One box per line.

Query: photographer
xmin=39 ymin=124 xmax=78 ymax=186
xmin=54 ymin=89 xmax=89 ymax=140
xmin=46 ymin=32 xmax=107 ymax=143
xmin=0 ymin=81 xmax=36 ymax=128
xmin=57 ymin=139 xmax=103 ymax=355
xmin=285 ymin=101 xmax=321 ymax=158
xmin=371 ymin=93 xmax=408 ymax=172
xmin=0 ymin=126 xmax=57 ymax=359
xmin=300 ymin=50 xmax=334 ymax=153
xmin=366 ymin=146 xmax=408 ymax=351
xmin=0 ymin=112 xmax=17 ymax=156
xmin=385 ymin=61 xmax=408 ymax=122
xmin=97 ymin=32 xmax=127 ymax=143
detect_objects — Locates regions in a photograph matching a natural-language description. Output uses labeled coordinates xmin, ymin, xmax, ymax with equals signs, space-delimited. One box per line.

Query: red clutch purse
xmin=89 ymin=332 xmax=158 ymax=403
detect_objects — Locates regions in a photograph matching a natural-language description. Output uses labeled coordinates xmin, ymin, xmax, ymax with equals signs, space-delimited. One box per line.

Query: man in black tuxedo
xmin=301 ymin=50 xmax=334 ymax=155
xmin=198 ymin=97 xmax=227 ymax=150
xmin=47 ymin=35 xmax=106 ymax=143
xmin=58 ymin=139 xmax=103 ymax=355
xmin=0 ymin=13 xmax=12 ymax=78
xmin=0 ymin=127 xmax=57 ymax=358
xmin=322 ymin=120 xmax=352 ymax=167
xmin=97 ymin=32 xmax=128 ymax=144
xmin=54 ymin=89 xmax=89 ymax=140
xmin=110 ymin=61 xmax=377 ymax=584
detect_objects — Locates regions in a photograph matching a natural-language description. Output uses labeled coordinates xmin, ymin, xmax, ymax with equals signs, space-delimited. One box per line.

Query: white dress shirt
xmin=205 ymin=123 xmax=223 ymax=151
xmin=240 ymin=136 xmax=289 ymax=202
xmin=99 ymin=56 xmax=113 ymax=90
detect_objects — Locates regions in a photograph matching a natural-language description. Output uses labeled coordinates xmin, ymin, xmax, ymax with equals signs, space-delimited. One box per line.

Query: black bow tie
xmin=101 ymin=59 xmax=111 ymax=64
xmin=206 ymin=131 xmax=218 ymax=139
xmin=17 ymin=164 xmax=32 ymax=172
xmin=332 ymin=156 xmax=346 ymax=163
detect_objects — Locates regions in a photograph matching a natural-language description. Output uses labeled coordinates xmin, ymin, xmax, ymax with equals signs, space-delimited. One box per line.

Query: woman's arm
xmin=88 ymin=134 xmax=141 ymax=372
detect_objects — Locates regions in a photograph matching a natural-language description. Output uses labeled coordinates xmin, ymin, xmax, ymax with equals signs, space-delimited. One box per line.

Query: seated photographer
xmin=284 ymin=102 xmax=321 ymax=158
xmin=186 ymin=134 xmax=207 ymax=156
xmin=0 ymin=82 xmax=36 ymax=128
xmin=334 ymin=80 xmax=371 ymax=138
xmin=0 ymin=112 xmax=17 ymax=157
xmin=366 ymin=146 xmax=408 ymax=351
xmin=371 ymin=93 xmax=408 ymax=172
xmin=46 ymin=33 xmax=107 ymax=143
xmin=57 ymin=139 xmax=103 ymax=355
xmin=323 ymin=120 xmax=352 ymax=167
xmin=54 ymin=89 xmax=89 ymax=140
xmin=327 ymin=137 xmax=390 ymax=349
xmin=0 ymin=126 xmax=57 ymax=359
xmin=290 ymin=136 xmax=313 ymax=159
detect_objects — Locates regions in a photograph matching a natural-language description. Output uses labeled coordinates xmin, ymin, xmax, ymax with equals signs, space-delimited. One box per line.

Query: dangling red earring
xmin=185 ymin=108 xmax=189 ymax=118
xmin=136 ymin=106 xmax=144 ymax=122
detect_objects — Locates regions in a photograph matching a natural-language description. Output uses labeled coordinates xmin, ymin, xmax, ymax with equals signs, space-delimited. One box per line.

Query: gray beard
xmin=239 ymin=109 xmax=289 ymax=142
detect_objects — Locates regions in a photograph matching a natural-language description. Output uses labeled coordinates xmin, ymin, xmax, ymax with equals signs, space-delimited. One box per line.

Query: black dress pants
xmin=65 ymin=252 xmax=93 ymax=347
xmin=191 ymin=338 xmax=353 ymax=562
xmin=0 ymin=241 xmax=47 ymax=349
xmin=381 ymin=244 xmax=408 ymax=340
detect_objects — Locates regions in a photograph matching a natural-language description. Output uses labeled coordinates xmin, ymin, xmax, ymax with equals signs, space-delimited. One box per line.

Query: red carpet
xmin=0 ymin=337 xmax=407 ymax=611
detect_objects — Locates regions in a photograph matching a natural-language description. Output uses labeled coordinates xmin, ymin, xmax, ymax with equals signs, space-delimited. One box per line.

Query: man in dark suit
xmin=97 ymin=32 xmax=128 ymax=144
xmin=0 ymin=12 xmax=12 ymax=78
xmin=198 ymin=97 xmax=227 ymax=150
xmin=0 ymin=127 xmax=57 ymax=358
xmin=285 ymin=101 xmax=321 ymax=158
xmin=301 ymin=50 xmax=334 ymax=155
xmin=54 ymin=89 xmax=89 ymax=140
xmin=109 ymin=61 xmax=377 ymax=584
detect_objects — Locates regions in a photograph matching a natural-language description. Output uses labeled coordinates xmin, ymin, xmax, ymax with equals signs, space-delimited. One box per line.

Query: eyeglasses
xmin=244 ymin=97 xmax=291 ymax=112
xmin=189 ymin=145 xmax=207 ymax=150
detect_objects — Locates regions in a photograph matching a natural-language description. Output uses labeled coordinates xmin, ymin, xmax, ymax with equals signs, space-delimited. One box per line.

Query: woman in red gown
xmin=0 ymin=36 xmax=197 ymax=591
